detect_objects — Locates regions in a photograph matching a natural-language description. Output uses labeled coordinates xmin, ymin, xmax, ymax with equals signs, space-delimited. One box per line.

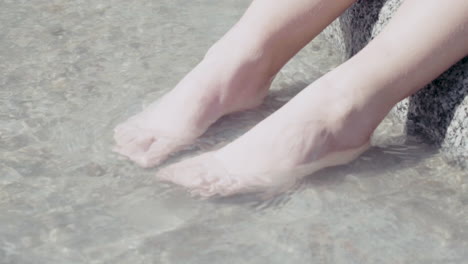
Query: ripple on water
xmin=1 ymin=0 xmax=467 ymax=263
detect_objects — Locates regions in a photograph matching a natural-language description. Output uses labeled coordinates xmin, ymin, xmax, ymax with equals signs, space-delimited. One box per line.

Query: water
xmin=1 ymin=0 xmax=467 ymax=263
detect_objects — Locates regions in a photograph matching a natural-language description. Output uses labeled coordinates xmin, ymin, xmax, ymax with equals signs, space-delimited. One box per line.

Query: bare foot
xmin=156 ymin=77 xmax=374 ymax=197
xmin=114 ymin=31 xmax=275 ymax=167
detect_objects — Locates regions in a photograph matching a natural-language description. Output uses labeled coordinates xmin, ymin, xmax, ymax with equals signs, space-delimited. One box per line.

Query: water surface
xmin=1 ymin=0 xmax=467 ymax=263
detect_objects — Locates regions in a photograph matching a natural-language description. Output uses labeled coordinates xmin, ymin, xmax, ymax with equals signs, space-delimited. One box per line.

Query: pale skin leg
xmin=158 ymin=0 xmax=468 ymax=197
xmin=113 ymin=0 xmax=356 ymax=167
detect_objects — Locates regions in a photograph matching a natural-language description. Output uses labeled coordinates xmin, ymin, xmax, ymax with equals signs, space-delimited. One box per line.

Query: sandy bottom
xmin=1 ymin=0 xmax=467 ymax=263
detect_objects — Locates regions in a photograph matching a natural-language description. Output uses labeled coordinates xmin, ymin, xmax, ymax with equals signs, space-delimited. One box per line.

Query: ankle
xmin=199 ymin=39 xmax=275 ymax=110
xmin=204 ymin=27 xmax=277 ymax=76
xmin=316 ymin=75 xmax=377 ymax=149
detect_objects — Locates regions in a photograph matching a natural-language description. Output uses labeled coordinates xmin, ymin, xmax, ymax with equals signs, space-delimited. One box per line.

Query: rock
xmin=323 ymin=0 xmax=468 ymax=167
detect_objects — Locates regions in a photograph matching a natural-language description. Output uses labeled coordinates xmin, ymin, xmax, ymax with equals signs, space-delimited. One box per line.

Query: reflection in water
xmin=1 ymin=0 xmax=467 ymax=263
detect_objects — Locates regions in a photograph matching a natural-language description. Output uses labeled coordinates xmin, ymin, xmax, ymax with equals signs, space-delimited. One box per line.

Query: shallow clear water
xmin=1 ymin=0 xmax=467 ymax=263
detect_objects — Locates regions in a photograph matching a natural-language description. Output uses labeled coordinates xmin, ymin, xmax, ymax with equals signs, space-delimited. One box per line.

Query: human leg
xmin=113 ymin=0 xmax=356 ymax=167
xmin=157 ymin=0 xmax=468 ymax=196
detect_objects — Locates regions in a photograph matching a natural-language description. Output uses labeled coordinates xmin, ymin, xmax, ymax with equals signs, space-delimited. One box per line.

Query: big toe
xmin=113 ymin=130 xmax=155 ymax=159
xmin=130 ymin=136 xmax=193 ymax=168
xmin=156 ymin=153 xmax=240 ymax=197
xmin=113 ymin=119 xmax=145 ymax=146
xmin=114 ymin=116 xmax=141 ymax=138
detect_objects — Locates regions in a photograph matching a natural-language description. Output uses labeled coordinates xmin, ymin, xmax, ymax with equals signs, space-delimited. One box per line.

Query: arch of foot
xmin=323 ymin=0 xmax=468 ymax=168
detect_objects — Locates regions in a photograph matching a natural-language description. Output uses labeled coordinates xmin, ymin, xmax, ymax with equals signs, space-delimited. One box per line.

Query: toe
xmin=114 ymin=117 xmax=139 ymax=134
xmin=132 ymin=137 xmax=189 ymax=168
xmin=113 ymin=122 xmax=128 ymax=134
xmin=113 ymin=132 xmax=155 ymax=158
xmin=113 ymin=125 xmax=140 ymax=146
xmin=157 ymin=156 xmax=208 ymax=188
xmin=113 ymin=116 xmax=147 ymax=144
xmin=156 ymin=153 xmax=240 ymax=197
